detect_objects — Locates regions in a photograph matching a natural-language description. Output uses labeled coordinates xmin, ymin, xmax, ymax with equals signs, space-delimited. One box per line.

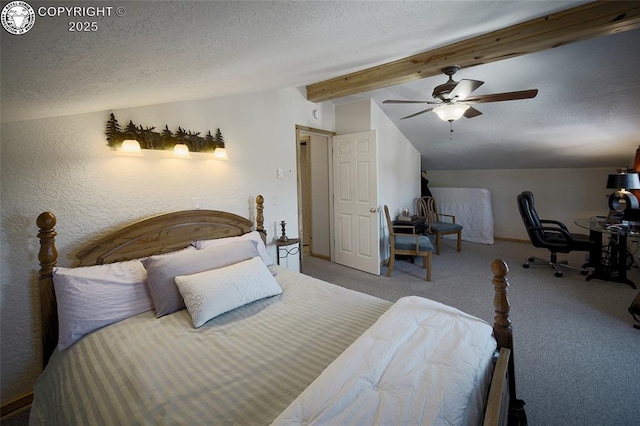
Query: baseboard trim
xmin=307 ymin=253 xmax=330 ymax=261
xmin=1 ymin=392 xmax=33 ymax=418
xmin=494 ymin=236 xmax=530 ymax=244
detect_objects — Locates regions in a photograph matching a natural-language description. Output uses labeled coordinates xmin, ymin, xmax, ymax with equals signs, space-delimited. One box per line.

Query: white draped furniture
xmin=430 ymin=187 xmax=495 ymax=244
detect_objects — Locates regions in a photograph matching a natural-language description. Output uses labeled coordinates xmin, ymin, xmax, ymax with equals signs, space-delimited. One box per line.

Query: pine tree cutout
xmin=214 ymin=128 xmax=225 ymax=149
xmin=105 ymin=113 xmax=122 ymax=148
xmin=204 ymin=130 xmax=215 ymax=151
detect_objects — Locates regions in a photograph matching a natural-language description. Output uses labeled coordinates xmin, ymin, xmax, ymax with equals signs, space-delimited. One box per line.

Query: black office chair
xmin=517 ymin=191 xmax=594 ymax=277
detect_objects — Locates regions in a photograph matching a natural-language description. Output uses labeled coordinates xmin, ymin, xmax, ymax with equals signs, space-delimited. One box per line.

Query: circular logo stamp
xmin=2 ymin=1 xmax=35 ymax=35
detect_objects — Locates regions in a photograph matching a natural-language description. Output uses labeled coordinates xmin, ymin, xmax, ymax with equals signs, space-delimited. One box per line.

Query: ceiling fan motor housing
xmin=432 ymin=82 xmax=457 ymax=101
xmin=432 ymin=65 xmax=461 ymax=101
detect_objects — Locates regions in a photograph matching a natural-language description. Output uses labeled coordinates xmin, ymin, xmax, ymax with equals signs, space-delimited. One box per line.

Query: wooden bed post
xmin=255 ymin=195 xmax=266 ymax=243
xmin=37 ymin=212 xmax=58 ymax=369
xmin=491 ymin=259 xmax=527 ymax=425
xmin=491 ymin=259 xmax=512 ymax=352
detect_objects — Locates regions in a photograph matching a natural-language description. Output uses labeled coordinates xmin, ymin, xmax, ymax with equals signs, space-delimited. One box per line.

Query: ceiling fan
xmin=383 ymin=65 xmax=538 ymax=122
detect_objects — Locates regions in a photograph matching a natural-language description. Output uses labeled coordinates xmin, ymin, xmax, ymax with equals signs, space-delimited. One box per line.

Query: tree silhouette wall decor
xmin=105 ymin=113 xmax=225 ymax=153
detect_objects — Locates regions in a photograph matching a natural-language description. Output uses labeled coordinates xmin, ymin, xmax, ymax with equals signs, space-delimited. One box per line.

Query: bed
xmin=31 ymin=195 xmax=526 ymax=425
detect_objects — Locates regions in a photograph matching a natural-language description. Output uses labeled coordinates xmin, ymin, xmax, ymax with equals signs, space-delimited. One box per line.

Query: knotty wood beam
xmin=306 ymin=1 xmax=640 ymax=102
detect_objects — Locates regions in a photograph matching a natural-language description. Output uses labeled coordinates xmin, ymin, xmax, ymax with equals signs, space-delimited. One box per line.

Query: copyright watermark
xmin=1 ymin=1 xmax=36 ymax=34
xmin=36 ymin=5 xmax=125 ymax=18
xmin=1 ymin=1 xmax=126 ymax=34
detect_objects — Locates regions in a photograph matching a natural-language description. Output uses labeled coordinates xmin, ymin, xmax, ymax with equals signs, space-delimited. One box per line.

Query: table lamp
xmin=606 ymin=171 xmax=640 ymax=212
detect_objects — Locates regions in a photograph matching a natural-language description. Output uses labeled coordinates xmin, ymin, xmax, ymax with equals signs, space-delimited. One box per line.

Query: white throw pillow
xmin=142 ymin=240 xmax=260 ymax=317
xmin=175 ymin=256 xmax=283 ymax=328
xmin=53 ymin=260 xmax=153 ymax=350
xmin=192 ymin=231 xmax=273 ymax=266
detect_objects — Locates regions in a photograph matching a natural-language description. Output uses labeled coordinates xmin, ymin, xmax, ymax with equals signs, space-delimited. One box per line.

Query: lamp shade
xmin=606 ymin=172 xmax=640 ymax=190
xmin=433 ymin=104 xmax=469 ymax=122
xmin=120 ymin=139 xmax=141 ymax=154
xmin=213 ymin=147 xmax=228 ymax=160
xmin=173 ymin=143 xmax=190 ymax=157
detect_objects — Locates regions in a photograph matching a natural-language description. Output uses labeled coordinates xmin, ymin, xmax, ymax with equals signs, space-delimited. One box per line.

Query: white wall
xmin=0 ymin=87 xmax=335 ymax=405
xmin=426 ymin=167 xmax=629 ymax=240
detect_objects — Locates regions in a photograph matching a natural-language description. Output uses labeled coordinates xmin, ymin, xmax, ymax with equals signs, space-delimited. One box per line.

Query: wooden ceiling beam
xmin=306 ymin=1 xmax=640 ymax=102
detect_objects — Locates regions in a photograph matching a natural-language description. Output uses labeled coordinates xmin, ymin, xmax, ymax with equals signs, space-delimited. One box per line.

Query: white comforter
xmin=272 ymin=296 xmax=497 ymax=426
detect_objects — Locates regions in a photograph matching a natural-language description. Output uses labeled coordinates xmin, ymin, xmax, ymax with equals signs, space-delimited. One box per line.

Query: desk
xmin=575 ymin=218 xmax=636 ymax=289
xmin=275 ymin=238 xmax=301 ymax=266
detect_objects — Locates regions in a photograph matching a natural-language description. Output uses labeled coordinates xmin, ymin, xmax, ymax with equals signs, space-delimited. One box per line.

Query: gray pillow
xmin=142 ymin=240 xmax=259 ymax=317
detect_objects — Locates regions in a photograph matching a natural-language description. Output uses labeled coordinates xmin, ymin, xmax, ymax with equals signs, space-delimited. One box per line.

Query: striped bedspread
xmin=29 ymin=266 xmax=392 ymax=425
xmin=273 ymin=296 xmax=497 ymax=426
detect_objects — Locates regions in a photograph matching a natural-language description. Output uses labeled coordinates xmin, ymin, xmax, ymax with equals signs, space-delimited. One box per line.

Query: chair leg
xmin=523 ymin=252 xmax=589 ymax=277
xmin=386 ymin=254 xmax=395 ymax=277
xmin=435 ymin=234 xmax=441 ymax=255
xmin=456 ymin=231 xmax=462 ymax=252
xmin=425 ymin=252 xmax=432 ymax=281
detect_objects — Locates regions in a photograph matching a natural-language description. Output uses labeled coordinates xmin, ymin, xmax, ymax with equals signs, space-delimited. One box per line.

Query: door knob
xmin=370 ymin=207 xmax=378 ymax=213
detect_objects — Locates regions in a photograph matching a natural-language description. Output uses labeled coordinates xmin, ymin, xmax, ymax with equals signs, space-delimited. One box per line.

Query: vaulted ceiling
xmin=2 ymin=1 xmax=639 ymax=170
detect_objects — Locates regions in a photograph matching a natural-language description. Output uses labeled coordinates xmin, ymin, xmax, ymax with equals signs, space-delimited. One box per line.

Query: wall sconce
xmin=173 ymin=143 xmax=190 ymax=157
xmin=606 ymin=170 xmax=640 ymax=212
xmin=120 ymin=139 xmax=142 ymax=154
xmin=106 ymin=114 xmax=226 ymax=158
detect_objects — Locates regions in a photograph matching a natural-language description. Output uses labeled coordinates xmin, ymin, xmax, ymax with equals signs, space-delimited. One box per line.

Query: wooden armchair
xmin=383 ymin=205 xmax=435 ymax=281
xmin=416 ymin=196 xmax=462 ymax=255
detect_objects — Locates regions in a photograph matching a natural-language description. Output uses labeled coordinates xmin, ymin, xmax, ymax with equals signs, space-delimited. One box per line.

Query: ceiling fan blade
xmin=465 ymin=89 xmax=538 ymax=104
xmin=463 ymin=107 xmax=483 ymax=118
xmin=383 ymin=100 xmax=440 ymax=104
xmin=449 ymin=79 xmax=484 ymax=100
xmin=400 ymin=108 xmax=434 ymax=120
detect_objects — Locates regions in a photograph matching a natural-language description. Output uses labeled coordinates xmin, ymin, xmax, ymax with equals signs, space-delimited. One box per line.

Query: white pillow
xmin=175 ymin=256 xmax=283 ymax=328
xmin=142 ymin=240 xmax=260 ymax=317
xmin=192 ymin=231 xmax=273 ymax=266
xmin=53 ymin=260 xmax=153 ymax=350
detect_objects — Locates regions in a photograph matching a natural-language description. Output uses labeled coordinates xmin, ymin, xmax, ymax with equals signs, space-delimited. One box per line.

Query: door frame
xmin=295 ymin=125 xmax=336 ymax=264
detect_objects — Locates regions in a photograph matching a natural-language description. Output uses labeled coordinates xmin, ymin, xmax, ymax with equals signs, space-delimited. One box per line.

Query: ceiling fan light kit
xmin=433 ymin=104 xmax=469 ymax=122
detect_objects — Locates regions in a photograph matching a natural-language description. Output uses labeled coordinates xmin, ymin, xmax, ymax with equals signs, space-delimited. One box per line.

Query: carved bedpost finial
xmin=491 ymin=259 xmax=512 ymax=347
xmin=37 ymin=212 xmax=58 ymax=277
xmin=255 ymin=195 xmax=266 ymax=242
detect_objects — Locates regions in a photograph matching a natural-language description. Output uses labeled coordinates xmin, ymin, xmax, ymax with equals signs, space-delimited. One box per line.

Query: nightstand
xmin=392 ymin=218 xmax=425 ymax=235
xmin=275 ymin=238 xmax=301 ymax=265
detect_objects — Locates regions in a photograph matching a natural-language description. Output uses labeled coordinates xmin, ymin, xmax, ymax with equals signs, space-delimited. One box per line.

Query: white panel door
xmin=332 ymin=130 xmax=379 ymax=275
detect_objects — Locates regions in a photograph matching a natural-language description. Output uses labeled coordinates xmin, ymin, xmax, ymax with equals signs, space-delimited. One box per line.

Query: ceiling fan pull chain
xmin=449 ymin=121 xmax=454 ymax=140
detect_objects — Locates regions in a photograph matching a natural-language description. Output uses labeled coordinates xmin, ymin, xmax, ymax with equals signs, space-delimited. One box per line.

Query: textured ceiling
xmin=2 ymin=0 xmax=639 ymax=170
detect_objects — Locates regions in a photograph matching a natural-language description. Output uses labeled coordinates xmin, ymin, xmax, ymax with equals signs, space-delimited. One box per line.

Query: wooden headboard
xmin=37 ymin=195 xmax=266 ymax=368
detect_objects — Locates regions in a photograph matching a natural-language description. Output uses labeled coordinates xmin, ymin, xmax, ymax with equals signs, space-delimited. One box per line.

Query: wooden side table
xmin=392 ymin=219 xmax=425 ymax=235
xmin=275 ymin=238 xmax=301 ymax=265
